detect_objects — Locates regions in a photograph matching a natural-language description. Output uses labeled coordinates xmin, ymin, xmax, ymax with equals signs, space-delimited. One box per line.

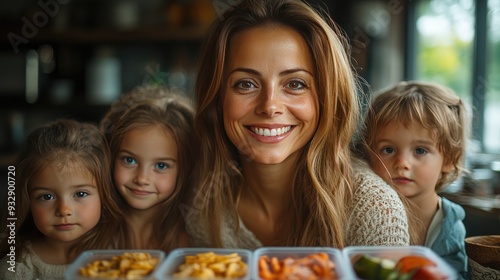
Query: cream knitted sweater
xmin=0 ymin=242 xmax=68 ymax=280
xmin=186 ymin=158 xmax=410 ymax=248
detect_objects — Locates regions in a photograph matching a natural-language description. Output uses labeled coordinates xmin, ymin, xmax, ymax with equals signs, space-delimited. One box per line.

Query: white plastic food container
xmin=252 ymin=246 xmax=351 ymax=279
xmin=153 ymin=248 xmax=252 ymax=280
xmin=342 ymin=245 xmax=458 ymax=280
xmin=65 ymin=249 xmax=165 ymax=280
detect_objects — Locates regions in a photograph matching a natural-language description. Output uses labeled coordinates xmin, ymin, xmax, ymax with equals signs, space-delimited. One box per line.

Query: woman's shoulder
xmin=346 ymin=157 xmax=410 ymax=246
xmin=350 ymin=157 xmax=400 ymax=200
xmin=350 ymin=156 xmax=376 ymax=179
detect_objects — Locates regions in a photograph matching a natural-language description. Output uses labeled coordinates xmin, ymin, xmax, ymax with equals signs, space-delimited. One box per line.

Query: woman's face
xmin=223 ymin=24 xmax=319 ymax=165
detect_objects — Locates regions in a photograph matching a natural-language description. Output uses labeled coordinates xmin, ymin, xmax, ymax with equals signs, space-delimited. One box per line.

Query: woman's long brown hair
xmin=190 ymin=0 xmax=361 ymax=248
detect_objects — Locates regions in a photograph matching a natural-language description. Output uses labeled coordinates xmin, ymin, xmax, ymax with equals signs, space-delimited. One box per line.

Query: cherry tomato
xmin=411 ymin=265 xmax=448 ymax=280
xmin=396 ymin=256 xmax=436 ymax=273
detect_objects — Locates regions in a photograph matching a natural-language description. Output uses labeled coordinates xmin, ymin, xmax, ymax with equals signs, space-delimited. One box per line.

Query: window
xmin=485 ymin=0 xmax=500 ymax=152
xmin=410 ymin=0 xmax=500 ymax=154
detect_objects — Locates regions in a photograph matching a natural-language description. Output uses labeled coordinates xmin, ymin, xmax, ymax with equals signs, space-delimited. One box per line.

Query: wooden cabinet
xmin=0 ymin=0 xmax=212 ymax=158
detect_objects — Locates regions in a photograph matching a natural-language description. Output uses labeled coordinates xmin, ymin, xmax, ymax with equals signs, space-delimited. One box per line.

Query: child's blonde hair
xmin=0 ymin=119 xmax=121 ymax=260
xmin=360 ymin=81 xmax=470 ymax=191
xmin=100 ymin=86 xmax=195 ymax=251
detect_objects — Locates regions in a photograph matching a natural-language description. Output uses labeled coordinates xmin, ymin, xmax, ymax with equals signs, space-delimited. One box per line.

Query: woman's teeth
xmin=251 ymin=126 xmax=291 ymax=136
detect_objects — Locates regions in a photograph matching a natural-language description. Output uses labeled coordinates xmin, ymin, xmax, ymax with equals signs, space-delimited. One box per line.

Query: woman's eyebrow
xmin=228 ymin=67 xmax=261 ymax=76
xmin=280 ymin=68 xmax=313 ymax=76
xmin=229 ymin=67 xmax=313 ymax=77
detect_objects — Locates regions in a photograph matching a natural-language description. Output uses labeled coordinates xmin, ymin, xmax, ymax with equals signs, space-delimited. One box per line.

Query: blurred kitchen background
xmin=1 ymin=0 xmax=499 ymax=235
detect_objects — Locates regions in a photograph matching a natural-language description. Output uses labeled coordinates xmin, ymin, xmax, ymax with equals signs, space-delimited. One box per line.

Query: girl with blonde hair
xmin=101 ymin=87 xmax=195 ymax=251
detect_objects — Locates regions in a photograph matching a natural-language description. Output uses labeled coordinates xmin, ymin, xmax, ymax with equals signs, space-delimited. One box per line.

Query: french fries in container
xmin=65 ymin=250 xmax=165 ymax=280
xmin=153 ymin=248 xmax=252 ymax=279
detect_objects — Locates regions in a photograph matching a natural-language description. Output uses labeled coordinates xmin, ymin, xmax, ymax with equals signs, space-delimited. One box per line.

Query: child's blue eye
xmin=415 ymin=148 xmax=428 ymax=155
xmin=124 ymin=157 xmax=137 ymax=165
xmin=381 ymin=147 xmax=395 ymax=154
xmin=39 ymin=194 xmax=54 ymax=201
xmin=155 ymin=162 xmax=169 ymax=170
xmin=75 ymin=191 xmax=88 ymax=198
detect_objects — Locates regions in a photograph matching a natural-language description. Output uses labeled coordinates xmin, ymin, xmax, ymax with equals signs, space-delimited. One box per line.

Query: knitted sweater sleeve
xmin=345 ymin=158 xmax=410 ymax=246
xmin=0 ymin=243 xmax=67 ymax=280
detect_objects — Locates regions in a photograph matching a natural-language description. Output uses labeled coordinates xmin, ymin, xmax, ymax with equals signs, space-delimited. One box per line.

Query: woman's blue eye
xmin=155 ymin=162 xmax=169 ymax=170
xmin=124 ymin=157 xmax=136 ymax=165
xmin=75 ymin=191 xmax=88 ymax=198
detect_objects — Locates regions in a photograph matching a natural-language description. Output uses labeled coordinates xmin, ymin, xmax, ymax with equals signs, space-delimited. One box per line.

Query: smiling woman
xmin=184 ymin=0 xmax=410 ymax=249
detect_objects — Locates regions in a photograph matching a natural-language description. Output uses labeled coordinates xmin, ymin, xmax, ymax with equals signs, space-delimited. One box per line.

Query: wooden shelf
xmin=2 ymin=100 xmax=107 ymax=111
xmin=2 ymin=25 xmax=209 ymax=44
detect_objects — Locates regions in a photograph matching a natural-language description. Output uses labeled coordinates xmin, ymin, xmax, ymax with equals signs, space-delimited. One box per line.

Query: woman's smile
xmin=247 ymin=125 xmax=294 ymax=143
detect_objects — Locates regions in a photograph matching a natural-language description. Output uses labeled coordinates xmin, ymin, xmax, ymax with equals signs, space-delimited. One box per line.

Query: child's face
xmin=29 ymin=162 xmax=101 ymax=243
xmin=369 ymin=121 xmax=453 ymax=200
xmin=113 ymin=125 xmax=178 ymax=211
